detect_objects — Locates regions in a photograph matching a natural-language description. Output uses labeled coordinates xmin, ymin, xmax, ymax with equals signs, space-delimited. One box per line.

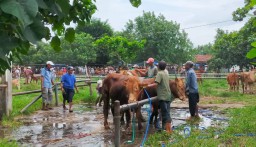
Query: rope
xmin=140 ymin=88 xmax=152 ymax=147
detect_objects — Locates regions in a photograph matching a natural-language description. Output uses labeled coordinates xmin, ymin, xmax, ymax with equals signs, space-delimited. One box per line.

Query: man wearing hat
xmin=185 ymin=61 xmax=200 ymax=120
xmin=60 ymin=66 xmax=78 ymax=112
xmin=135 ymin=57 xmax=158 ymax=78
xmin=41 ymin=61 xmax=55 ymax=110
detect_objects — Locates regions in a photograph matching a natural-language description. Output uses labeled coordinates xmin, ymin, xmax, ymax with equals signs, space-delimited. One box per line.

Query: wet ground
xmin=0 ymin=103 xmax=229 ymax=147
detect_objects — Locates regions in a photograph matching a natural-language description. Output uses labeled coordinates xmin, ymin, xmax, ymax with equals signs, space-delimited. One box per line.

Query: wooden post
xmin=54 ymin=84 xmax=59 ymax=106
xmin=0 ymin=70 xmax=12 ymax=119
xmin=87 ymin=80 xmax=92 ymax=96
xmin=114 ymin=100 xmax=121 ymax=147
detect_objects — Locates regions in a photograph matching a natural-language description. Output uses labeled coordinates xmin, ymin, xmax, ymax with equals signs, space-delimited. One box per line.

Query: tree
xmin=94 ymin=35 xmax=145 ymax=65
xmin=14 ymin=33 xmax=97 ymax=66
xmin=76 ymin=18 xmax=114 ymax=39
xmin=0 ymin=0 xmax=142 ymax=75
xmin=233 ymin=0 xmax=256 ymax=61
xmin=123 ymin=12 xmax=193 ymax=64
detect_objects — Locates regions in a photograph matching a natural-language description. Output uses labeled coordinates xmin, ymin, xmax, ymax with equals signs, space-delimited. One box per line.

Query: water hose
xmin=140 ymin=89 xmax=152 ymax=147
xmin=126 ymin=109 xmax=136 ymax=144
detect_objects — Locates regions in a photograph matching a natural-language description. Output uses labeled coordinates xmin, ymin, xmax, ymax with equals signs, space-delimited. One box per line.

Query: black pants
xmin=62 ymin=88 xmax=74 ymax=103
xmin=188 ymin=93 xmax=199 ymax=116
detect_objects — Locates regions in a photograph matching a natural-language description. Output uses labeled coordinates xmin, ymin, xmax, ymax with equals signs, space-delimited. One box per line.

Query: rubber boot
xmin=42 ymin=103 xmax=48 ymax=111
xmin=165 ymin=123 xmax=172 ymax=134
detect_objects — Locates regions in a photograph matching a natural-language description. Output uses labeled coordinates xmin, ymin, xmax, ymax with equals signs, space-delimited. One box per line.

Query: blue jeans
xmin=159 ymin=100 xmax=171 ymax=129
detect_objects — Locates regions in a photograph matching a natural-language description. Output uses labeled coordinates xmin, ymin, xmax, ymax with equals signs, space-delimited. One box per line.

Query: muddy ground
xmin=0 ymin=99 xmax=236 ymax=147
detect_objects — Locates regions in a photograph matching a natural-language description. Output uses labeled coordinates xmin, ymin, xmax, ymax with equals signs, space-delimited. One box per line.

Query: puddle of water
xmin=0 ymin=104 xmax=229 ymax=146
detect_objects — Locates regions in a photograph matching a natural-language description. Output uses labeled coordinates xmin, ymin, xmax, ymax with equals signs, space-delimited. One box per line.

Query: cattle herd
xmin=226 ymin=69 xmax=256 ymax=94
xmin=100 ymin=69 xmax=186 ymax=130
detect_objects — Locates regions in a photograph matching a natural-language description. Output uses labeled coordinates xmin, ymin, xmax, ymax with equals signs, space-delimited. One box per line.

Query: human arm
xmin=135 ymin=69 xmax=148 ymax=77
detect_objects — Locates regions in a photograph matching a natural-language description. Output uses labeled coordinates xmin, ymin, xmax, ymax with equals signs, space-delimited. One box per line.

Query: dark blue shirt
xmin=61 ymin=73 xmax=76 ymax=89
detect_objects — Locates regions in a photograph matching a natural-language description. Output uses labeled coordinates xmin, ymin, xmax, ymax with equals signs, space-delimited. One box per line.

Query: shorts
xmin=62 ymin=88 xmax=75 ymax=103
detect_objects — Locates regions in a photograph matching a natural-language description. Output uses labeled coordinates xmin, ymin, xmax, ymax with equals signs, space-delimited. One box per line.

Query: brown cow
xmin=240 ymin=70 xmax=255 ymax=94
xmin=102 ymin=73 xmax=142 ymax=129
xmin=227 ymin=72 xmax=239 ymax=91
xmin=138 ymin=78 xmax=186 ymax=128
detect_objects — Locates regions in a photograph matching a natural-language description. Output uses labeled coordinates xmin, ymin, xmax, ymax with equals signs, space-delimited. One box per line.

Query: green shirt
xmin=155 ymin=70 xmax=172 ymax=101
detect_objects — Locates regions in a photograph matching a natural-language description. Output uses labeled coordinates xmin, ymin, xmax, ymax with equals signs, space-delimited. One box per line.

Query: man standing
xmin=61 ymin=66 xmax=78 ymax=112
xmin=185 ymin=61 xmax=200 ymax=120
xmin=147 ymin=61 xmax=172 ymax=134
xmin=41 ymin=61 xmax=55 ymax=110
xmin=135 ymin=57 xmax=158 ymax=78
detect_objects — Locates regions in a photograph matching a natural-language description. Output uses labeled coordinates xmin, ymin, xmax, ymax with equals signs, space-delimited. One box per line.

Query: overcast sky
xmin=93 ymin=0 xmax=247 ymax=46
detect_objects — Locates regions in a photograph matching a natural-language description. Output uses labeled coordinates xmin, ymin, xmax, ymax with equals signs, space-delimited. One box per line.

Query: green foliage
xmin=76 ymin=18 xmax=114 ymax=39
xmin=0 ymin=0 xmax=97 ymax=75
xmin=210 ymin=18 xmax=256 ymax=68
xmin=0 ymin=139 xmax=18 ymax=147
xmin=14 ymin=33 xmax=97 ymax=65
xmin=123 ymin=12 xmax=193 ymax=64
xmin=129 ymin=0 xmax=141 ymax=8
xmin=233 ymin=0 xmax=256 ymax=62
xmin=76 ymin=18 xmax=114 ymax=65
xmin=94 ymin=35 xmax=145 ymax=65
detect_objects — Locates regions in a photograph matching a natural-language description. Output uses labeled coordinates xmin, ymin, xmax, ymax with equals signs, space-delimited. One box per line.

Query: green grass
xmin=145 ymin=79 xmax=256 ymax=146
xmin=0 ymin=139 xmax=18 ymax=147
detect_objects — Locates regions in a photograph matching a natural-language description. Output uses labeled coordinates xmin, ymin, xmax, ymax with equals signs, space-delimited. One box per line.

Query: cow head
xmin=175 ymin=78 xmax=186 ymax=101
xmin=124 ymin=76 xmax=141 ymax=103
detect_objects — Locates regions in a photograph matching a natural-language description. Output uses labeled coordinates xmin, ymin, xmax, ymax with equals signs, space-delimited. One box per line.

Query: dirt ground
xmin=0 ymin=97 xmax=236 ymax=147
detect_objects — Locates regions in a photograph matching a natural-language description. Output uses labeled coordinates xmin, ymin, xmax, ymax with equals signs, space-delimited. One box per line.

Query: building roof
xmin=195 ymin=55 xmax=212 ymax=63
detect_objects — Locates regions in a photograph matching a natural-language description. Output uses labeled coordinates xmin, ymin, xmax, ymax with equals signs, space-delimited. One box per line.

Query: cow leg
xmin=103 ymin=94 xmax=110 ymax=129
xmin=125 ymin=110 xmax=131 ymax=129
xmin=120 ymin=112 xmax=125 ymax=126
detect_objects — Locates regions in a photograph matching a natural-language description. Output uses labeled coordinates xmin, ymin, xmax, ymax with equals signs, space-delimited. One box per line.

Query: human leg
xmin=188 ymin=93 xmax=197 ymax=117
xmin=42 ymin=88 xmax=48 ymax=110
xmin=46 ymin=88 xmax=53 ymax=110
xmin=68 ymin=89 xmax=75 ymax=112
xmin=62 ymin=88 xmax=68 ymax=110
xmin=159 ymin=100 xmax=172 ymax=133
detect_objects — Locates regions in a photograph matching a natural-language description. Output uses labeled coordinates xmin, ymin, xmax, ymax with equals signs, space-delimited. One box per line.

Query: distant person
xmin=14 ymin=67 xmax=20 ymax=79
xmin=24 ymin=66 xmax=33 ymax=84
xmin=60 ymin=66 xmax=78 ymax=112
xmin=135 ymin=57 xmax=158 ymax=78
xmin=146 ymin=61 xmax=172 ymax=134
xmin=185 ymin=61 xmax=200 ymax=120
xmin=41 ymin=61 xmax=55 ymax=110
xmin=95 ymin=77 xmax=103 ymax=106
